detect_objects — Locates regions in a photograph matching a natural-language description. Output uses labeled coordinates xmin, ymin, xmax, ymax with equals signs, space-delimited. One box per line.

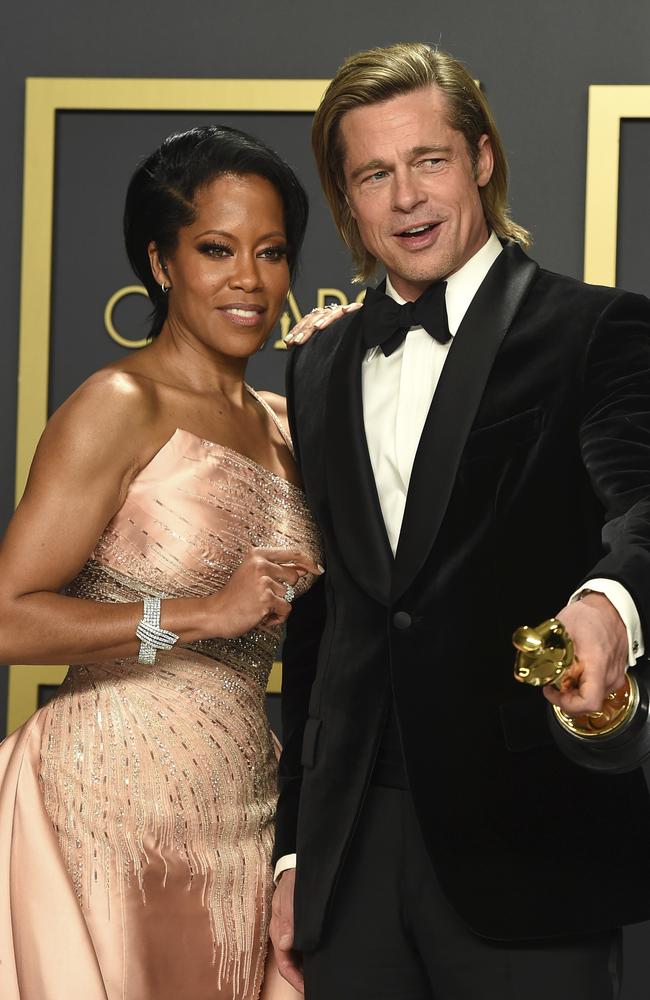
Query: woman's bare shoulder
xmin=33 ymin=369 xmax=161 ymax=480
xmin=62 ymin=368 xmax=159 ymax=426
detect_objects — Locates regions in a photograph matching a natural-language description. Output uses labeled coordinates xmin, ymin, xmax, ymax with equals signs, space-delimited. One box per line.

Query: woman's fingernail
xmin=293 ymin=331 xmax=304 ymax=342
xmin=317 ymin=563 xmax=325 ymax=574
xmin=342 ymin=302 xmax=363 ymax=312
xmin=313 ymin=317 xmax=327 ymax=329
xmin=283 ymin=334 xmax=294 ymax=344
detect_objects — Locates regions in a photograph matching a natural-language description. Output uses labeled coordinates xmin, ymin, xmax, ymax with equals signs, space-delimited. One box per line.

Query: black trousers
xmin=302 ymin=784 xmax=621 ymax=1000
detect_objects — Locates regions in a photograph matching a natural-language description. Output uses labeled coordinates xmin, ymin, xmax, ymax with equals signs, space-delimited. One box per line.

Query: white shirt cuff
xmin=273 ymin=853 xmax=297 ymax=884
xmin=570 ymin=578 xmax=644 ymax=666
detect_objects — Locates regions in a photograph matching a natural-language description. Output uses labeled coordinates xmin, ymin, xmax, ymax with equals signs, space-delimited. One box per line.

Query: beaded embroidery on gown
xmin=0 ymin=388 xmax=322 ymax=1000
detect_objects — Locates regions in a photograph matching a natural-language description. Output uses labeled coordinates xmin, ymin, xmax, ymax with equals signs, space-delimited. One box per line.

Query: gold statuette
xmin=513 ymin=618 xmax=639 ymax=739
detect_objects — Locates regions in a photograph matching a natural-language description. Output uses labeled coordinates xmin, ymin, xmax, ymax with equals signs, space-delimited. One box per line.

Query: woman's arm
xmin=0 ymin=372 xmax=318 ymax=664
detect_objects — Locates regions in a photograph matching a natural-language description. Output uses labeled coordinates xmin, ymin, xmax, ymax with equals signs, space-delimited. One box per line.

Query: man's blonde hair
xmin=312 ymin=42 xmax=530 ymax=282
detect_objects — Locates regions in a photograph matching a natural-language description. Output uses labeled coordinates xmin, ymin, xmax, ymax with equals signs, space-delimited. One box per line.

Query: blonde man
xmin=271 ymin=43 xmax=650 ymax=999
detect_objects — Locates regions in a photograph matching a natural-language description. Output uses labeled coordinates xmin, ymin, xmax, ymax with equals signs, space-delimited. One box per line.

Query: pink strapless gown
xmin=0 ymin=396 xmax=321 ymax=1000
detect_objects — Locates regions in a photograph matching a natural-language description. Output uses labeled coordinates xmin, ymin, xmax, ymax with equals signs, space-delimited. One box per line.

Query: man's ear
xmin=475 ymin=134 xmax=494 ymax=189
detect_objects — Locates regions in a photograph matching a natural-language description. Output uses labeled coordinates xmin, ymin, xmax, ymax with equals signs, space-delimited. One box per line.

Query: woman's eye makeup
xmin=259 ymin=244 xmax=288 ymax=260
xmin=196 ymin=241 xmax=288 ymax=261
xmin=198 ymin=241 xmax=233 ymax=257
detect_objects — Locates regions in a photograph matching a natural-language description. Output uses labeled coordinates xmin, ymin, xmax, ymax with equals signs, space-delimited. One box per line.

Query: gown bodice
xmin=67 ymin=403 xmax=322 ymax=688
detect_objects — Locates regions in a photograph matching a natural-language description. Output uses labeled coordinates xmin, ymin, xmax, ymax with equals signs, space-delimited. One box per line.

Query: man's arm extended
xmin=547 ymin=291 xmax=650 ymax=716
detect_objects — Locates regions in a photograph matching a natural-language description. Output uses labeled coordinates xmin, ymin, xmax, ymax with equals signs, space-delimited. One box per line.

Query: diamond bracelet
xmin=136 ymin=596 xmax=180 ymax=665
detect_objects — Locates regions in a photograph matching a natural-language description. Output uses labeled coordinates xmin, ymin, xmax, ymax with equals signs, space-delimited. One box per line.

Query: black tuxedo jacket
xmin=275 ymin=244 xmax=650 ymax=950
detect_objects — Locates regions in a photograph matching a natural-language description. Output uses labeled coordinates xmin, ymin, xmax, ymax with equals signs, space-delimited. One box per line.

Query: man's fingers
xmin=552 ymin=595 xmax=629 ymax=714
xmin=272 ymin=933 xmax=303 ymax=994
xmin=544 ymin=670 xmax=607 ymax=715
xmin=269 ymin=870 xmax=300 ymax=988
xmin=274 ymin=949 xmax=304 ymax=993
xmin=270 ymin=921 xmax=303 ymax=991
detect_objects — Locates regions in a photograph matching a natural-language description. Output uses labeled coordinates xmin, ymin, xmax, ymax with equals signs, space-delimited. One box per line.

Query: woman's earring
xmin=161 ymin=282 xmax=169 ymax=293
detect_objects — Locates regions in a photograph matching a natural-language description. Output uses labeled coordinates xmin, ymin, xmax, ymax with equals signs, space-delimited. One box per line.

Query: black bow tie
xmin=361 ymin=280 xmax=450 ymax=357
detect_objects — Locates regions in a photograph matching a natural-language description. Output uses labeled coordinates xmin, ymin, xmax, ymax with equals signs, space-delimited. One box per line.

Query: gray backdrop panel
xmin=3 ymin=2 xmax=650 ymax=992
xmin=618 ymin=119 xmax=650 ymax=296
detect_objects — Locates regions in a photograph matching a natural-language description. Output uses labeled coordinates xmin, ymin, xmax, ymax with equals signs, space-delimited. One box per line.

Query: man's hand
xmin=544 ymin=592 xmax=629 ymax=715
xmin=270 ymin=868 xmax=304 ymax=993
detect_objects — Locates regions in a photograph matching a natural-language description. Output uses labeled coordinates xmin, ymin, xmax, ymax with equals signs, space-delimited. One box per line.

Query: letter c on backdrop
xmin=104 ymin=285 xmax=150 ymax=349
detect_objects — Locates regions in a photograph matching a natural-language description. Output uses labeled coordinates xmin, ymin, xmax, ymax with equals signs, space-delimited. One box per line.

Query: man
xmin=270 ymin=43 xmax=650 ymax=999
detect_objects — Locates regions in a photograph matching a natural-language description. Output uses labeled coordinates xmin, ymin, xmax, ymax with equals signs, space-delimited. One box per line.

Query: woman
xmin=0 ymin=125 xmax=321 ymax=1000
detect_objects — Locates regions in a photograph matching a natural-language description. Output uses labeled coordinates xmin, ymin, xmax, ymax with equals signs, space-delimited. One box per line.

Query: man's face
xmin=340 ymin=85 xmax=494 ymax=300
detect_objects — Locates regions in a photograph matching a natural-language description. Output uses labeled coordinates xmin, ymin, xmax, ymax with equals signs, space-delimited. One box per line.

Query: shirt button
xmin=392 ymin=611 xmax=411 ymax=630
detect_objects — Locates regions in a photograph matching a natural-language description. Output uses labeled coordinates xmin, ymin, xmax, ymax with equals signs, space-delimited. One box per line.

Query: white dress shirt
xmin=362 ymin=232 xmax=502 ymax=553
xmin=273 ymin=233 xmax=643 ymax=884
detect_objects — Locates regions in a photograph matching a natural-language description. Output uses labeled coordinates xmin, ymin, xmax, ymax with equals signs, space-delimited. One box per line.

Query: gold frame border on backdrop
xmin=584 ymin=84 xmax=650 ymax=285
xmin=9 ymin=77 xmax=328 ymax=734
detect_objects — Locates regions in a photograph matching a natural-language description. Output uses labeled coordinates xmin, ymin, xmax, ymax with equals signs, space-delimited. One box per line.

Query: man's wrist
xmin=274 ymin=853 xmax=297 ymax=884
xmin=569 ymin=578 xmax=644 ymax=666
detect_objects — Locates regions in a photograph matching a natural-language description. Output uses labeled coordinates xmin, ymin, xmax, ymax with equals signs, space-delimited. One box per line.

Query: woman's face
xmin=153 ymin=173 xmax=290 ymax=358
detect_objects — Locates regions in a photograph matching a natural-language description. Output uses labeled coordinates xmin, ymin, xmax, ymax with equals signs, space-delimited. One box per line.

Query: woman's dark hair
xmin=123 ymin=124 xmax=309 ymax=337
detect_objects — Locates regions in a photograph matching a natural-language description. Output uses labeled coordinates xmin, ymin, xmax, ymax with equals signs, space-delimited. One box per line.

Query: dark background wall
xmin=2 ymin=1 xmax=650 ymax=993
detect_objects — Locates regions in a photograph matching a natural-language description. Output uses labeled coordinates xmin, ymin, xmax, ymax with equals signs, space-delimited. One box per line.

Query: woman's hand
xmin=283 ymin=301 xmax=363 ymax=346
xmin=209 ymin=547 xmax=323 ymax=637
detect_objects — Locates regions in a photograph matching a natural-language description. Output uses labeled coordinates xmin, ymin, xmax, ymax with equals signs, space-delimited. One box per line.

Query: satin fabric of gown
xmin=0 ymin=389 xmax=321 ymax=1000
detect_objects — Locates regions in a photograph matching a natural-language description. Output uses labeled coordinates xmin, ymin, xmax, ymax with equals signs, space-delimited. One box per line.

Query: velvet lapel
xmin=325 ymin=309 xmax=393 ymax=606
xmin=391 ymin=244 xmax=539 ymax=603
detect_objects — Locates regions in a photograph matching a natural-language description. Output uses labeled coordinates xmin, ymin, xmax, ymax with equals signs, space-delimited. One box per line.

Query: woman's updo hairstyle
xmin=123 ymin=124 xmax=309 ymax=337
